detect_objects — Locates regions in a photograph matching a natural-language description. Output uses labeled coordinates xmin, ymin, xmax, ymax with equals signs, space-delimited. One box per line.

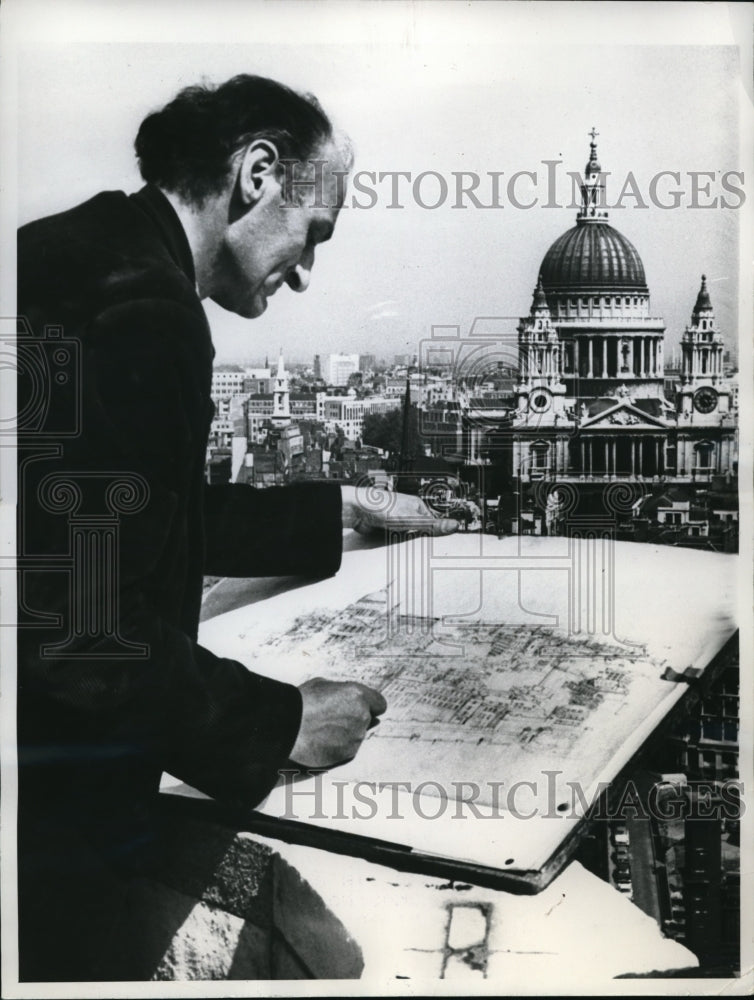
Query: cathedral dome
xmin=540 ymin=221 xmax=648 ymax=293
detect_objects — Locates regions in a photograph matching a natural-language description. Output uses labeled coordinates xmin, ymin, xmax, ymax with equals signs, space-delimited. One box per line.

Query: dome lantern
xmin=539 ymin=131 xmax=648 ymax=294
xmin=577 ymin=127 xmax=608 ymax=224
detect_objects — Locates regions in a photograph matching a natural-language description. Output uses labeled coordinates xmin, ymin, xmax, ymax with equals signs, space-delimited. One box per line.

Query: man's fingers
xmin=290 ymin=678 xmax=388 ymax=768
xmin=352 ymin=491 xmax=462 ymax=536
xmin=351 ymin=682 xmax=387 ymax=717
xmin=402 ymin=517 xmax=459 ymax=536
xmin=433 ymin=517 xmax=460 ymax=535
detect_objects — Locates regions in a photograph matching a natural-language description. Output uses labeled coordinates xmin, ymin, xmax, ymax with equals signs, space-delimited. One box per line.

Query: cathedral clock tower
xmin=678 ymin=275 xmax=730 ymax=421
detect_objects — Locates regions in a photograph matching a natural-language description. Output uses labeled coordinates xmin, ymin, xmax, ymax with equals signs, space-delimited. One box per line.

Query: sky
xmin=8 ymin=1 xmax=751 ymax=366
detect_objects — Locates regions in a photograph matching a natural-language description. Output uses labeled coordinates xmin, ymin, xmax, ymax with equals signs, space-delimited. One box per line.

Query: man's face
xmin=212 ymin=140 xmax=348 ymax=319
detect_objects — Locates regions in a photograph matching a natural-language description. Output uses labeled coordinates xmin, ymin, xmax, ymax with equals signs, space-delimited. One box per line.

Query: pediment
xmin=580 ymin=399 xmax=670 ymax=430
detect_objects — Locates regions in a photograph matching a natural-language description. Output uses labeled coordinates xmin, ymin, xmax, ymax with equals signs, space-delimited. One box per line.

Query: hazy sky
xmin=9 ymin=2 xmax=750 ymax=365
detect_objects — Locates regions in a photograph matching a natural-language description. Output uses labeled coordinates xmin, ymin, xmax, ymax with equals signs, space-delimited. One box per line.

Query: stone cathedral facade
xmin=511 ymin=135 xmax=738 ymax=490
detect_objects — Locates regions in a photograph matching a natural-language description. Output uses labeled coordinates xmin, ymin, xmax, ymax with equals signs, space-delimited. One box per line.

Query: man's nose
xmin=287 ymin=248 xmax=314 ymax=293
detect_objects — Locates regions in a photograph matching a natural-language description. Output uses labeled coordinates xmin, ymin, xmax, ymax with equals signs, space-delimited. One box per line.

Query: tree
xmin=362 ymin=406 xmax=422 ymax=462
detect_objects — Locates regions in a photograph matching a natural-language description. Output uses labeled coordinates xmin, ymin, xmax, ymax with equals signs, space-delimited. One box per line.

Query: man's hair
xmin=135 ymin=74 xmax=335 ymax=205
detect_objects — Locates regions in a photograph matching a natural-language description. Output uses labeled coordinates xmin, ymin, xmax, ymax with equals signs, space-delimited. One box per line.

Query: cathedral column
xmin=587 ymin=339 xmax=594 ymax=378
xmin=654 ymin=439 xmax=660 ymax=476
xmin=627 ymin=338 xmax=634 ymax=376
xmin=630 ymin=439 xmax=636 ymax=476
xmin=603 ymin=438 xmax=609 ymax=473
xmin=580 ymin=440 xmax=585 ymax=474
xmin=588 ymin=440 xmax=593 ymax=475
xmin=602 ymin=338 xmax=607 ymax=377
xmin=611 ymin=439 xmax=617 ymax=475
xmin=638 ymin=439 xmax=644 ymax=476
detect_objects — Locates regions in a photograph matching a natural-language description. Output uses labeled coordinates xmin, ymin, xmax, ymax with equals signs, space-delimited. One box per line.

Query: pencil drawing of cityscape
xmin=259 ymin=586 xmax=673 ymax=801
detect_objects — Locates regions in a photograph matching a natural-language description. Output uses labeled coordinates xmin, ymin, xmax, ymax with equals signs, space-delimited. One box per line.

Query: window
xmin=695 ymin=441 xmax=715 ymax=469
xmin=531 ymin=442 xmax=549 ymax=469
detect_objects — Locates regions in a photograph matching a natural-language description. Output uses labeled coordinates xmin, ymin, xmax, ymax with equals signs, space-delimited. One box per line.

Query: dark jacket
xmin=17 ymin=185 xmax=343 ymax=869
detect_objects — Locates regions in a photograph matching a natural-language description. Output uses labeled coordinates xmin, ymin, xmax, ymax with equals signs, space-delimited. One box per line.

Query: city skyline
xmin=15 ymin=33 xmax=744 ymax=367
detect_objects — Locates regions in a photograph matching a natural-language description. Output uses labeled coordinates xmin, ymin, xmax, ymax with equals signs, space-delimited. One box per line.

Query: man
xmin=17 ymin=74 xmax=455 ymax=981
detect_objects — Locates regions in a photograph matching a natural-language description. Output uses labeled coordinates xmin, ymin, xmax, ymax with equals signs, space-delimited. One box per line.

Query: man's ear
xmin=237 ymin=140 xmax=280 ymax=206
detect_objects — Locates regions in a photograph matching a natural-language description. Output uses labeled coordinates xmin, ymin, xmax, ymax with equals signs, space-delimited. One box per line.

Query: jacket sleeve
xmin=18 ymin=297 xmax=304 ymax=804
xmin=203 ymin=481 xmax=343 ymax=578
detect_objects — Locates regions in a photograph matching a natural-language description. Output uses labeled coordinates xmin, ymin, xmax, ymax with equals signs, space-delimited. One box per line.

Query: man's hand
xmin=289 ymin=677 xmax=387 ymax=768
xmin=341 ymin=485 xmax=458 ymax=536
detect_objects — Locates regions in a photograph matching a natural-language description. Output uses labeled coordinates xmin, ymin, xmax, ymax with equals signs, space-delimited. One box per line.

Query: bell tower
xmin=678 ymin=275 xmax=730 ymax=420
xmin=516 ymin=275 xmax=568 ymax=421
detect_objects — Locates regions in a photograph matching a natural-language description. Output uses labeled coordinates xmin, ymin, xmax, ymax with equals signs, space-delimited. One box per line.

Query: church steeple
xmin=517 ymin=274 xmax=564 ymax=396
xmin=532 ymin=273 xmax=549 ymax=313
xmin=272 ymin=348 xmax=290 ymax=425
xmin=681 ymin=275 xmax=724 ymax=387
xmin=691 ymin=273 xmax=713 ymax=324
xmin=577 ymin=127 xmax=608 ymax=224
